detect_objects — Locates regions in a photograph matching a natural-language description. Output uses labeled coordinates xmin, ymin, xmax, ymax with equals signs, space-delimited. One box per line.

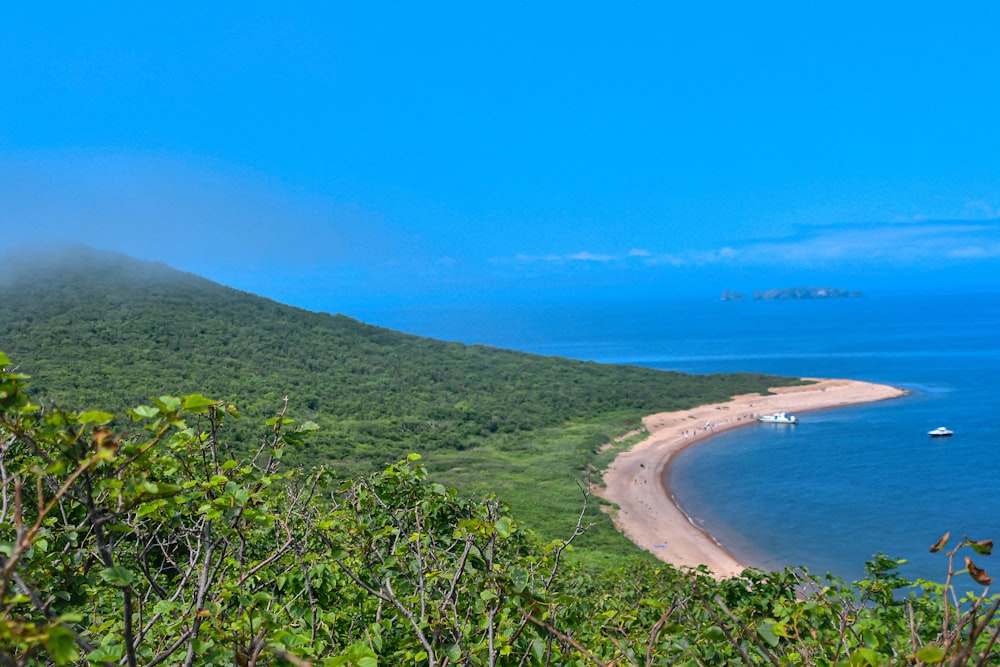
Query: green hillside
xmin=0 ymin=246 xmax=799 ymax=551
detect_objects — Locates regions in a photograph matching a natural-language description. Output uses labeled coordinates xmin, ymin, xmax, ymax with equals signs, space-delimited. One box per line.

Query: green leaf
xmin=86 ymin=646 xmax=125 ymax=662
xmin=758 ymin=621 xmax=781 ymax=648
xmin=495 ymin=516 xmax=513 ymax=538
xmin=531 ymin=638 xmax=545 ymax=662
xmin=152 ymin=600 xmax=177 ymax=615
xmin=78 ymin=410 xmax=115 ymax=425
xmin=771 ymin=621 xmax=793 ymax=638
xmin=130 ymin=405 xmax=160 ymax=419
xmin=45 ymin=626 xmax=80 ymax=665
xmin=154 ymin=395 xmax=182 ymax=412
xmin=511 ymin=567 xmax=529 ymax=593
xmin=965 ymin=535 xmax=994 ymax=555
xmin=345 ymin=641 xmax=379 ymax=666
xmin=182 ymin=393 xmax=217 ymax=412
xmin=190 ymin=637 xmax=214 ymax=653
xmin=99 ymin=566 xmax=135 ymax=587
xmin=368 ymin=623 xmax=383 ymax=651
xmin=445 ymin=644 xmax=462 ymax=661
xmin=702 ymin=626 xmax=726 ymax=641
xmin=54 ymin=612 xmax=82 ymax=624
xmin=850 ymin=648 xmax=879 ymax=666
xmin=916 ymin=645 xmax=945 ymax=663
xmin=294 ymin=420 xmax=320 ymax=433
xmin=136 ymin=499 xmax=167 ymax=517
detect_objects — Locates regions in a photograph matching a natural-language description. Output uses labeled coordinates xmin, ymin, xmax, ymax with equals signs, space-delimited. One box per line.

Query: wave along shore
xmin=598 ymin=379 xmax=906 ymax=579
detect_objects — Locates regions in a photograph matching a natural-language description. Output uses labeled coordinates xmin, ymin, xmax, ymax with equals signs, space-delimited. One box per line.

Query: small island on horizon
xmin=721 ymin=287 xmax=864 ymax=301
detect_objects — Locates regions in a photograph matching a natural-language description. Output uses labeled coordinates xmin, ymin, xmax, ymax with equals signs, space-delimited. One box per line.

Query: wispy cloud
xmin=643 ymin=246 xmax=740 ymax=266
xmin=502 ymin=219 xmax=1000 ymax=273
xmin=512 ymin=250 xmax=620 ymax=263
xmin=946 ymin=243 xmax=1000 ymax=259
xmin=567 ymin=251 xmax=618 ymax=262
xmin=727 ymin=220 xmax=1000 ymax=266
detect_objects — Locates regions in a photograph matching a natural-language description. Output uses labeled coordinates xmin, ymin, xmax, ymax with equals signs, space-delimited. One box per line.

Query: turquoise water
xmin=352 ymin=292 xmax=1000 ymax=583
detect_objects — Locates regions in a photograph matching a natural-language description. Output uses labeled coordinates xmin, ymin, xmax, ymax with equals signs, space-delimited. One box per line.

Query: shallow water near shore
xmin=353 ymin=291 xmax=1000 ymax=583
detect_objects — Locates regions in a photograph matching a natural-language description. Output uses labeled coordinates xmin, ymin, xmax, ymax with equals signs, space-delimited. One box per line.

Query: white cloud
xmin=643 ymin=253 xmax=686 ymax=266
xmin=946 ymin=244 xmax=1000 ymax=259
xmin=567 ymin=251 xmax=617 ymax=262
xmin=512 ymin=251 xmax=618 ymax=263
xmin=717 ymin=220 xmax=1000 ymax=267
xmin=511 ymin=253 xmax=565 ymax=263
xmin=502 ymin=219 xmax=1000 ymax=273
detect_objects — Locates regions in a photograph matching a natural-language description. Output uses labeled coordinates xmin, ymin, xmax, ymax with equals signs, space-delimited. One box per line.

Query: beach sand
xmin=598 ymin=379 xmax=906 ymax=579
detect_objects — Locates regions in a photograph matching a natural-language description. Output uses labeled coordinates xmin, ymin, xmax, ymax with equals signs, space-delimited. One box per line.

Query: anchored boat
xmin=758 ymin=412 xmax=797 ymax=424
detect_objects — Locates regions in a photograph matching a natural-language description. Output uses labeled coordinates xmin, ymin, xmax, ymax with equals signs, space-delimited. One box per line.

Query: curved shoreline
xmin=597 ymin=378 xmax=907 ymax=579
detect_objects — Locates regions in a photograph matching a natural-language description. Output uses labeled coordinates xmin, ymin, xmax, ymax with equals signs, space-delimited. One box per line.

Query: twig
xmin=521 ymin=609 xmax=610 ymax=667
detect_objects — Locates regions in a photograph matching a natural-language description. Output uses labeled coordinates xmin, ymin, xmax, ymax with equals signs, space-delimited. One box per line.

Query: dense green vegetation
xmin=2 ymin=361 xmax=999 ymax=665
xmin=8 ymin=249 xmax=996 ymax=663
xmin=0 ymin=247 xmax=799 ymax=552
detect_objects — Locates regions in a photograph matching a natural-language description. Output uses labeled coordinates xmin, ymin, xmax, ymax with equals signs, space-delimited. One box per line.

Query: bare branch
xmin=521 ymin=609 xmax=610 ymax=667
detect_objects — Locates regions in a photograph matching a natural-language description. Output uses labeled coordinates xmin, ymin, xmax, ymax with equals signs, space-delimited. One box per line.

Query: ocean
xmin=351 ymin=291 xmax=1000 ymax=584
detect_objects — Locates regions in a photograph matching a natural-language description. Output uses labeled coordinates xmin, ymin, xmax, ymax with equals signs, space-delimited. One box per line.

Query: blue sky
xmin=2 ymin=3 xmax=999 ymax=309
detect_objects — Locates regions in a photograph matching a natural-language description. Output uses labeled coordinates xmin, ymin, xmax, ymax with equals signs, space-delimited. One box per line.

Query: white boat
xmin=758 ymin=412 xmax=797 ymax=424
xmin=928 ymin=426 xmax=953 ymax=437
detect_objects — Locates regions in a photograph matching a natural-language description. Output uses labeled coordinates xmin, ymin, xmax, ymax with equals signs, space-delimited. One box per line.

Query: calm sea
xmin=351 ymin=292 xmax=1000 ymax=583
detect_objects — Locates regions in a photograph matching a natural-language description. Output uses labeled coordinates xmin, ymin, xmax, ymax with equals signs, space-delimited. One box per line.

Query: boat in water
xmin=928 ymin=426 xmax=954 ymax=437
xmin=758 ymin=412 xmax=797 ymax=424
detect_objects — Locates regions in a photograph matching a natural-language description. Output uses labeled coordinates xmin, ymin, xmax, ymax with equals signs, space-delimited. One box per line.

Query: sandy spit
xmin=597 ymin=379 xmax=906 ymax=579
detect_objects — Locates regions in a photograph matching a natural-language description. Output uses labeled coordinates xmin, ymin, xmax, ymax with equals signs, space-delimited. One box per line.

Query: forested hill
xmin=0 ymin=247 xmax=796 ymax=471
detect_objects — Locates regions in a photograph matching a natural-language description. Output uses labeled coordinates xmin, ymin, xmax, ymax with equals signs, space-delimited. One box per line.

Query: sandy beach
xmin=598 ymin=379 xmax=906 ymax=579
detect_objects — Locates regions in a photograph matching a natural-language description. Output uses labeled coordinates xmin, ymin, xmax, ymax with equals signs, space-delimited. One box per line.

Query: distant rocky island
xmin=721 ymin=287 xmax=863 ymax=301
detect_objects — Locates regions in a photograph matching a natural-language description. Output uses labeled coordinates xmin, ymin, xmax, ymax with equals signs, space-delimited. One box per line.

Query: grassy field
xmin=421 ymin=409 xmax=662 ymax=567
